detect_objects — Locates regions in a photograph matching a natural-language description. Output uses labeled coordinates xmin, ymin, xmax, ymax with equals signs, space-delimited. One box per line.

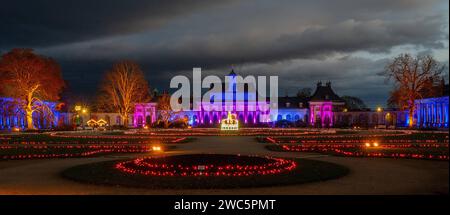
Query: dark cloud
xmin=0 ymin=0 xmax=235 ymax=48
xmin=1 ymin=0 xmax=448 ymax=106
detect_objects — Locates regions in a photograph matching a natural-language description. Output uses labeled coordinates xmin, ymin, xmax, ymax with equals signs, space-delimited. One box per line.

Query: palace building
xmin=0 ymin=97 xmax=64 ymax=130
xmin=1 ymin=70 xmax=448 ymax=130
xmin=415 ymin=96 xmax=449 ymax=128
xmin=309 ymin=81 xmax=345 ymax=127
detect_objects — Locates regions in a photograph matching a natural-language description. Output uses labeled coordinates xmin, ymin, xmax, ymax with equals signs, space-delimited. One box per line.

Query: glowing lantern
xmin=152 ymin=145 xmax=162 ymax=152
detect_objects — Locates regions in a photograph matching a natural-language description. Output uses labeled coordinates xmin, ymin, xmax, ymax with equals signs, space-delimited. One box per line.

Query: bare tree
xmin=0 ymin=48 xmax=65 ymax=130
xmin=341 ymin=96 xmax=367 ymax=111
xmin=382 ymin=53 xmax=443 ymax=127
xmin=157 ymin=92 xmax=175 ymax=128
xmin=296 ymin=87 xmax=312 ymax=99
xmin=98 ymin=61 xmax=150 ymax=127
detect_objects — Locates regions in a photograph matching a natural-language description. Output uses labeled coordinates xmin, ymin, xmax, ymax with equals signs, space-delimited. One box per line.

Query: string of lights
xmin=279 ymin=145 xmax=449 ymax=161
xmin=0 ymin=145 xmax=157 ymax=160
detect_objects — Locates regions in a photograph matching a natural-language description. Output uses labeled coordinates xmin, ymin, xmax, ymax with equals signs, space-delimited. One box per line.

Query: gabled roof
xmin=310 ymin=81 xmax=343 ymax=102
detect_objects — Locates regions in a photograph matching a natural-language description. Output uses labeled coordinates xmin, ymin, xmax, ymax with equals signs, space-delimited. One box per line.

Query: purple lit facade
xmin=133 ymin=102 xmax=157 ymax=127
xmin=415 ymin=96 xmax=449 ymax=128
xmin=0 ymin=97 xmax=64 ymax=130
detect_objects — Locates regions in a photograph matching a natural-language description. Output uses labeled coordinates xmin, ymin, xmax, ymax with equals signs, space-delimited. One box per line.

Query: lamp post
xmin=376 ymin=106 xmax=383 ymax=129
xmin=74 ymin=105 xmax=89 ymax=130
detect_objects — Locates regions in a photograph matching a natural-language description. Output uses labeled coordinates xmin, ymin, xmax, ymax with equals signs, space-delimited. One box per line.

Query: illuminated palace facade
xmin=134 ymin=70 xmax=309 ymax=127
xmin=132 ymin=71 xmax=449 ymax=129
xmin=415 ymin=96 xmax=449 ymax=128
xmin=1 ymin=71 xmax=448 ymax=130
xmin=133 ymin=71 xmax=386 ymax=128
xmin=0 ymin=97 xmax=65 ymax=130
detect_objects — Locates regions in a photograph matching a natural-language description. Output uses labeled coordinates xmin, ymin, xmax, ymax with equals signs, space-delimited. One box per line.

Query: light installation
xmin=115 ymin=154 xmax=297 ymax=177
xmin=86 ymin=119 xmax=108 ymax=128
xmin=221 ymin=111 xmax=239 ymax=130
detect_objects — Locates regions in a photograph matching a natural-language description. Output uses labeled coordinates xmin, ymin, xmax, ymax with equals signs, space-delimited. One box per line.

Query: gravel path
xmin=0 ymin=136 xmax=447 ymax=194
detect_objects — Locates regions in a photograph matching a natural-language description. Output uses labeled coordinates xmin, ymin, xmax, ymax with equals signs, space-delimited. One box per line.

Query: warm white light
xmin=221 ymin=111 xmax=239 ymax=131
xmin=152 ymin=146 xmax=162 ymax=152
xmin=365 ymin=143 xmax=371 ymax=147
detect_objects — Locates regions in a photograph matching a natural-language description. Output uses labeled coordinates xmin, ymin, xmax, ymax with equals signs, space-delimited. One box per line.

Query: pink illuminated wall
xmin=310 ymin=101 xmax=333 ymax=127
xmin=133 ymin=103 xmax=157 ymax=127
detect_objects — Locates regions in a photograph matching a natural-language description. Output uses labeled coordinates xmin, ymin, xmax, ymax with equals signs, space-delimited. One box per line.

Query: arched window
xmin=294 ymin=115 xmax=300 ymax=121
xmin=204 ymin=114 xmax=210 ymax=125
xmin=137 ymin=116 xmax=143 ymax=126
xmin=238 ymin=114 xmax=244 ymax=123
xmin=116 ymin=116 xmax=122 ymax=125
xmin=247 ymin=114 xmax=253 ymax=124
xmin=286 ymin=114 xmax=291 ymax=121
xmin=277 ymin=114 xmax=282 ymax=121
xmin=146 ymin=115 xmax=152 ymax=125
xmin=213 ymin=114 xmax=219 ymax=124
xmin=193 ymin=115 xmax=198 ymax=125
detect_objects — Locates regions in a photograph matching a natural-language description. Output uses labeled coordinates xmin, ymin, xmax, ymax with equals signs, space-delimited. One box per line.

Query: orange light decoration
xmin=97 ymin=119 xmax=108 ymax=127
xmin=152 ymin=145 xmax=162 ymax=152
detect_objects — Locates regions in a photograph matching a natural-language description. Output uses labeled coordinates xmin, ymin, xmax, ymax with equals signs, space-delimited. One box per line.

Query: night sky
xmin=1 ymin=0 xmax=448 ymax=108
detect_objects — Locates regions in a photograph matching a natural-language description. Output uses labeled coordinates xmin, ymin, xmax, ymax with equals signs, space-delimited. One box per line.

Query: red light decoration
xmin=265 ymin=135 xmax=449 ymax=161
xmin=264 ymin=135 xmax=449 ymax=145
xmin=0 ymin=136 xmax=187 ymax=145
xmin=277 ymin=144 xmax=449 ymax=161
xmin=0 ymin=145 xmax=155 ymax=160
xmin=115 ymin=154 xmax=297 ymax=177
